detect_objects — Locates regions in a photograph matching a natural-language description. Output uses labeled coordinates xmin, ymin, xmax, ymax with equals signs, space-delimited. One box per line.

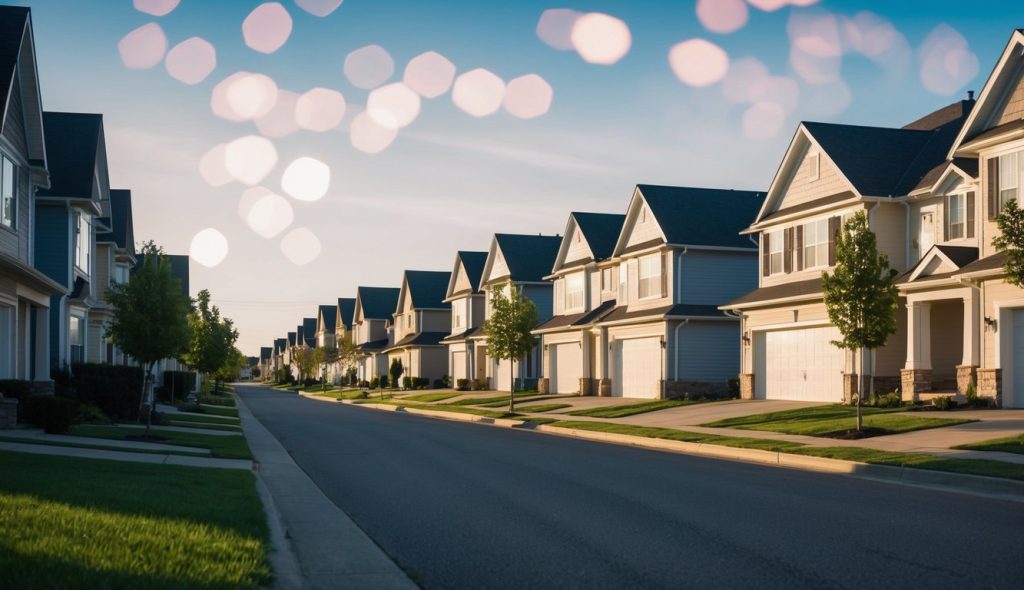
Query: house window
xmin=1 ymin=156 xmax=15 ymax=229
xmin=638 ymin=254 xmax=661 ymax=299
xmin=999 ymin=151 xmax=1019 ymax=209
xmin=768 ymin=230 xmax=784 ymax=275
xmin=618 ymin=264 xmax=627 ymax=301
xmin=602 ymin=268 xmax=613 ymax=292
xmin=70 ymin=316 xmax=85 ymax=364
xmin=802 ymin=219 xmax=829 ymax=269
xmin=454 ymin=303 xmax=463 ymax=329
xmin=75 ymin=213 xmax=92 ymax=273
xmin=948 ymin=193 xmax=966 ymax=239
xmin=565 ymin=273 xmax=585 ymax=311
xmin=113 ymin=264 xmax=129 ymax=285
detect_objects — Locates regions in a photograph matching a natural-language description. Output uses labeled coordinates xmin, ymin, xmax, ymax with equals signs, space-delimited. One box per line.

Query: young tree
xmin=318 ymin=347 xmax=339 ymax=390
xmin=822 ymin=212 xmax=899 ymax=431
xmin=182 ymin=290 xmax=239 ymax=396
xmin=215 ymin=346 xmax=247 ymax=384
xmin=293 ymin=347 xmax=317 ymax=384
xmin=993 ymin=198 xmax=1024 ymax=286
xmin=482 ymin=284 xmax=539 ymax=413
xmin=389 ymin=358 xmax=404 ymax=393
xmin=106 ymin=242 xmax=192 ymax=437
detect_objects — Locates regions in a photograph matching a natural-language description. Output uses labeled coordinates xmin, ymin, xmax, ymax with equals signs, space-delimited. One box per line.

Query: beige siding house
xmin=89 ymin=189 xmax=135 ymax=365
xmin=384 ymin=270 xmax=451 ymax=384
xmin=441 ymin=251 xmax=488 ymax=387
xmin=352 ymin=286 xmax=399 ymax=384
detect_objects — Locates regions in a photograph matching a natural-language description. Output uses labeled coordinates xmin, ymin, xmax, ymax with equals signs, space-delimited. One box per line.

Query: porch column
xmin=901 ymin=301 xmax=932 ymax=402
xmin=33 ymin=306 xmax=49 ymax=382
xmin=958 ymin=291 xmax=981 ymax=395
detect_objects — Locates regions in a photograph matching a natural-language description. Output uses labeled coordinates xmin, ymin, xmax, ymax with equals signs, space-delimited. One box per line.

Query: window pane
xmin=1000 ymin=153 xmax=1017 ymax=189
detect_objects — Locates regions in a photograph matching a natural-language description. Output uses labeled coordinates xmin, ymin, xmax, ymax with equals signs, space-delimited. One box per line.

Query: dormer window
xmin=807 ymin=152 xmax=820 ymax=182
xmin=768 ymin=230 xmax=784 ymax=275
xmin=1 ymin=156 xmax=15 ymax=229
xmin=565 ymin=272 xmax=585 ymax=312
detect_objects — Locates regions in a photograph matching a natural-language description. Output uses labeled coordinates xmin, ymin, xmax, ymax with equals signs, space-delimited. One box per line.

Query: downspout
xmin=673 ymin=319 xmax=690 ymax=381
xmin=900 ymin=200 xmax=911 ymax=271
xmin=675 ymin=247 xmax=688 ymax=303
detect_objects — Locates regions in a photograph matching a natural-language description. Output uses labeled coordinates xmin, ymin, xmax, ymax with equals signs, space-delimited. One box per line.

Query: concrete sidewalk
xmin=0 ymin=440 xmax=252 ymax=469
xmin=236 ymin=390 xmax=417 ymax=590
xmin=0 ymin=428 xmax=211 ymax=454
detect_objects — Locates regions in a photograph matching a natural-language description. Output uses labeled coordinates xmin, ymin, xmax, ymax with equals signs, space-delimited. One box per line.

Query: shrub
xmin=379 ymin=375 xmax=389 ymax=389
xmin=0 ymin=379 xmax=33 ymax=421
xmin=432 ymin=378 xmax=446 ymax=389
xmin=456 ymin=379 xmax=469 ymax=391
xmin=78 ymin=403 xmax=112 ymax=424
xmin=963 ymin=381 xmax=990 ymax=408
xmin=402 ymin=376 xmax=412 ymax=390
xmin=69 ymin=363 xmax=145 ymax=421
xmin=933 ymin=395 xmax=957 ymax=411
xmin=22 ymin=395 xmax=81 ymax=434
xmin=727 ymin=378 xmax=740 ymax=398
xmin=869 ymin=391 xmax=903 ymax=408
xmin=370 ymin=377 xmax=380 ymax=389
xmin=359 ymin=380 xmax=370 ymax=389
xmin=414 ymin=377 xmax=429 ymax=389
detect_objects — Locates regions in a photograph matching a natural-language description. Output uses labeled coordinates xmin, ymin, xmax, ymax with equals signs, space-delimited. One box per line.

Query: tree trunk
xmin=509 ymin=358 xmax=516 ymax=414
xmin=144 ymin=362 xmax=155 ymax=438
xmin=856 ymin=347 xmax=864 ymax=431
xmin=170 ymin=369 xmax=176 ymax=405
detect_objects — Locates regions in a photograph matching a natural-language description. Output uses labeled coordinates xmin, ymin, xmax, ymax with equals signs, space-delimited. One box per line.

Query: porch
xmin=901 ymin=287 xmax=980 ymax=401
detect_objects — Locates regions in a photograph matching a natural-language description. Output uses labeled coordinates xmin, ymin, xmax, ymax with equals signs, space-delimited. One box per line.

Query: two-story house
xmin=722 ymin=99 xmax=972 ymax=403
xmin=352 ymin=286 xmax=399 ymax=384
xmin=284 ymin=330 xmax=297 ymax=376
xmin=35 ymin=111 xmax=111 ymax=369
xmin=473 ymin=234 xmax=560 ymax=391
xmin=385 ymin=270 xmax=451 ymax=384
xmin=0 ymin=6 xmax=63 ymax=386
xmin=272 ymin=337 xmax=287 ymax=380
xmin=259 ymin=346 xmax=272 ymax=380
xmin=441 ymin=251 xmax=488 ymax=386
xmin=301 ymin=316 xmax=316 ymax=349
xmin=901 ymin=29 xmax=1024 ymax=408
xmin=534 ymin=212 xmax=624 ymax=395
xmin=90 ymin=188 xmax=135 ymax=365
xmin=592 ymin=186 xmax=761 ymax=399
xmin=315 ymin=304 xmax=336 ymax=350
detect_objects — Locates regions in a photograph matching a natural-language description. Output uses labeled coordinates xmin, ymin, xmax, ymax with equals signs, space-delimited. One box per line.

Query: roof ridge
xmin=802 ymin=120 xmax=933 ymax=135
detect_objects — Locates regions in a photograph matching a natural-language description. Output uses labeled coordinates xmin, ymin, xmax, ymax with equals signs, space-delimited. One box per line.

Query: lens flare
xmin=255 ymin=89 xmax=301 ymax=138
xmin=696 ymin=0 xmax=748 ymax=35
xmin=918 ymin=24 xmax=978 ymax=96
xmin=227 ymin=73 xmax=279 ymax=120
xmin=350 ymin=111 xmax=398 ymax=154
xmin=503 ymin=74 xmax=553 ymax=119
xmin=295 ymin=87 xmax=347 ymax=132
xmin=225 ymin=135 xmax=278 ymax=185
xmin=246 ymin=191 xmax=295 ymax=238
xmin=743 ymin=102 xmax=786 ymax=140
xmin=344 ymin=45 xmax=394 ymax=90
xmin=294 ymin=0 xmax=343 ymax=17
xmin=118 ymin=23 xmax=167 ymax=69
xmin=281 ymin=157 xmax=330 ymax=202
xmin=451 ymin=68 xmax=506 ymax=118
xmin=190 ymin=228 xmax=229 ymax=268
xmin=537 ymin=9 xmax=582 ymax=51
xmin=403 ymin=51 xmax=456 ymax=98
xmin=133 ymin=0 xmax=179 ymax=17
xmin=165 ymin=37 xmax=216 ymax=85
xmin=280 ymin=227 xmax=322 ymax=266
xmin=199 ymin=144 xmax=233 ymax=187
xmin=571 ymin=13 xmax=631 ymax=65
xmin=367 ymin=82 xmax=421 ymax=129
xmin=669 ymin=39 xmax=729 ymax=87
xmin=243 ymin=2 xmax=293 ymax=54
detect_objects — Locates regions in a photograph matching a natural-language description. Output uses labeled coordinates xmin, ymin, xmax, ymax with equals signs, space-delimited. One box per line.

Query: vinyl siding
xmin=680 ymin=250 xmax=757 ymax=306
xmin=871 ymin=201 xmax=908 ymax=273
xmin=775 ymin=145 xmax=850 ymax=210
xmin=453 ymin=262 xmax=473 ymax=293
xmin=672 ymin=320 xmax=738 ymax=382
xmin=420 ymin=309 xmax=449 ymax=332
xmin=564 ymin=224 xmax=592 ymax=265
xmin=995 ymin=62 xmax=1024 ymax=126
xmin=981 ymin=279 xmax=1024 ymax=368
xmin=0 ymin=71 xmax=32 ymax=264
xmin=522 ymin=284 xmax=553 ymax=323
xmin=34 ymin=204 xmax=70 ymax=287
xmin=624 ymin=205 xmax=664 ymax=249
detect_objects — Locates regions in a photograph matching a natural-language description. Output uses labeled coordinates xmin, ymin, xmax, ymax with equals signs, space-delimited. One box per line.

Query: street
xmin=240 ymin=385 xmax=1024 ymax=589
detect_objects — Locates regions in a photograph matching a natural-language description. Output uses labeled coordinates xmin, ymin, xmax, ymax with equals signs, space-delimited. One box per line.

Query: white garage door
xmin=614 ymin=337 xmax=660 ymax=399
xmin=452 ymin=351 xmax=467 ymax=381
xmin=1008 ymin=310 xmax=1024 ymax=408
xmin=551 ymin=343 xmax=582 ymax=394
xmin=495 ymin=357 xmax=513 ymax=391
xmin=761 ymin=326 xmax=844 ymax=402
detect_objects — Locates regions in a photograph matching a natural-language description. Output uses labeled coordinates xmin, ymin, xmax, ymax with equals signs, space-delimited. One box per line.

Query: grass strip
xmin=199 ymin=395 xmax=236 ymax=407
xmin=517 ymin=404 xmax=573 ymax=413
xmin=703 ymin=405 xmax=972 ymax=438
xmin=180 ymin=405 xmax=239 ymax=418
xmin=311 ymin=389 xmax=369 ymax=400
xmin=447 ymin=392 xmax=544 ymax=406
xmin=403 ymin=391 xmax=461 ymax=403
xmin=0 ymin=451 xmax=268 ymax=589
xmin=69 ymin=426 xmax=252 ymax=460
xmin=162 ymin=413 xmax=238 ymax=426
xmin=353 ymin=399 xmax=517 ymax=419
xmin=954 ymin=434 xmax=1024 ymax=455
xmin=163 ymin=420 xmax=242 ymax=433
xmin=0 ymin=436 xmax=209 ymax=457
xmin=476 ymin=395 xmax=562 ymax=408
xmin=567 ymin=400 xmax=698 ymax=418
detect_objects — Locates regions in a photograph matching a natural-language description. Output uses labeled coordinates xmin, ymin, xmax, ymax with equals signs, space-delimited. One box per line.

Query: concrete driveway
xmin=615 ymin=399 xmax=824 ymax=427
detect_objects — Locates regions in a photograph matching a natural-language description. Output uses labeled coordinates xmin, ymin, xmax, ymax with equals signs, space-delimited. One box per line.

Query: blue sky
xmin=15 ymin=0 xmax=1024 ymax=353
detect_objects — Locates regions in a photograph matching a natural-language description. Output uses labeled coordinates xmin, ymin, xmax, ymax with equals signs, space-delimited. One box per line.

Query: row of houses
xmin=0 ymin=6 xmax=190 ymax=389
xmin=260 ymin=29 xmax=1024 ymax=409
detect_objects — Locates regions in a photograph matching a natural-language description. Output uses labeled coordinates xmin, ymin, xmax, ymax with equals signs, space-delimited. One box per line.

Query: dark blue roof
xmin=319 ymin=304 xmax=337 ymax=331
xmin=260 ymin=347 xmax=272 ymax=360
xmin=97 ymin=189 xmax=135 ymax=254
xmin=405 ymin=270 xmax=451 ymax=309
xmin=0 ymin=7 xmax=28 ymax=131
xmin=493 ymin=234 xmax=562 ymax=283
xmin=636 ymin=185 xmax=764 ymax=250
xmin=302 ymin=317 xmax=317 ymax=347
xmin=38 ymin=112 xmax=103 ymax=199
xmin=456 ymin=251 xmax=488 ymax=292
xmin=274 ymin=338 xmax=287 ymax=353
xmin=337 ymin=297 xmax=356 ymax=329
xmin=287 ymin=332 xmax=297 ymax=347
xmin=357 ymin=286 xmax=400 ymax=320
xmin=572 ymin=212 xmax=625 ymax=261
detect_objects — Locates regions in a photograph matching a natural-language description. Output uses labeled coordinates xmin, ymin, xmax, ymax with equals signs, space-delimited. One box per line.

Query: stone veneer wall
xmin=977 ymin=368 xmax=1002 ymax=406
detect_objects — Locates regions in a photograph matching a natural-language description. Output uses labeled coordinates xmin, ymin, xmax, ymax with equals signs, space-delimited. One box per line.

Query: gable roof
xmin=287 ymin=332 xmax=297 ymax=347
xmin=573 ymin=212 xmax=625 ymax=261
xmin=318 ymin=304 xmax=337 ymax=332
xmin=446 ymin=251 xmax=488 ymax=299
xmin=302 ymin=317 xmax=317 ymax=346
xmin=134 ymin=253 xmax=189 ymax=298
xmin=336 ymin=297 xmax=356 ymax=329
xmin=0 ymin=6 xmax=46 ymax=169
xmin=357 ymin=286 xmax=400 ymax=320
xmin=617 ymin=185 xmax=763 ymax=254
xmin=274 ymin=338 xmax=287 ymax=353
xmin=38 ymin=112 xmax=107 ymax=202
xmin=950 ymin=29 xmax=1024 ymax=156
xmin=487 ymin=233 xmax=562 ymax=285
xmin=404 ymin=270 xmax=451 ymax=310
xmin=899 ymin=245 xmax=979 ymax=285
xmin=97 ymin=189 xmax=135 ymax=255
xmin=260 ymin=347 xmax=272 ymax=361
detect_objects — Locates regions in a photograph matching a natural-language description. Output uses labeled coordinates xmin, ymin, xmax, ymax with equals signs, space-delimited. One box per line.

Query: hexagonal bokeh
xmin=503 ymin=74 xmax=553 ymax=120
xmin=190 ymin=228 xmax=229 ymax=268
xmin=211 ymin=72 xmax=279 ymax=121
xmin=224 ymin=135 xmax=278 ymax=185
xmin=199 ymin=144 xmax=233 ymax=187
xmin=245 ymin=190 xmax=295 ymax=238
xmin=344 ymin=45 xmax=394 ymax=90
xmin=571 ymin=13 xmax=631 ymax=65
xmin=255 ymin=89 xmax=301 ymax=138
xmin=133 ymin=0 xmax=179 ymax=17
xmin=349 ymin=111 xmax=398 ymax=154
xmin=118 ymin=23 xmax=167 ymax=70
xmin=281 ymin=157 xmax=330 ymax=202
xmin=451 ymin=68 xmax=506 ymax=118
xmin=403 ymin=51 xmax=456 ymax=99
xmin=165 ymin=37 xmax=217 ymax=85
xmin=367 ymin=82 xmax=421 ymax=129
xmin=243 ymin=2 xmax=293 ymax=54
xmin=668 ymin=39 xmax=729 ymax=87
xmin=294 ymin=0 xmax=343 ymax=17
xmin=536 ymin=9 xmax=581 ymax=51
xmin=742 ymin=102 xmax=786 ymax=140
xmin=280 ymin=227 xmax=322 ymax=266
xmin=696 ymin=0 xmax=748 ymax=34
xmin=295 ymin=87 xmax=347 ymax=132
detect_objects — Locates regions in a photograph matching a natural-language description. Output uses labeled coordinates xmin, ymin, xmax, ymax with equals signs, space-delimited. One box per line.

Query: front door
xmin=919 ymin=212 xmax=935 ymax=258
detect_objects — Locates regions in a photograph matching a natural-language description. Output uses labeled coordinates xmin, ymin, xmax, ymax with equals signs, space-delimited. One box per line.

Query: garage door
xmin=1008 ymin=310 xmax=1024 ymax=408
xmin=452 ymin=351 xmax=467 ymax=381
xmin=495 ymin=357 xmax=513 ymax=391
xmin=614 ymin=337 xmax=660 ymax=399
xmin=760 ymin=326 xmax=844 ymax=402
xmin=551 ymin=343 xmax=581 ymax=394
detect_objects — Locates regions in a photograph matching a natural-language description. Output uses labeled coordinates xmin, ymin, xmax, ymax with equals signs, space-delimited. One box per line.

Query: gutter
xmin=672 ymin=320 xmax=689 ymax=381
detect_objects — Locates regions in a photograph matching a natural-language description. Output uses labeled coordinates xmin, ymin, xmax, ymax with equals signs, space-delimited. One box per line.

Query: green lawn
xmin=517 ymin=404 xmax=573 ymax=413
xmin=163 ymin=413 xmax=238 ymax=426
xmin=545 ymin=421 xmax=1024 ymax=481
xmin=0 ymin=451 xmax=269 ymax=589
xmin=198 ymin=405 xmax=239 ymax=418
xmin=703 ymin=405 xmax=972 ymax=438
xmin=0 ymin=436 xmax=209 ymax=457
xmin=403 ymin=391 xmax=461 ymax=403
xmin=448 ymin=392 xmax=544 ymax=406
xmin=69 ymin=426 xmax=252 ymax=460
xmin=163 ymin=420 xmax=242 ymax=433
xmin=567 ymin=399 xmax=698 ymax=418
xmin=476 ymin=395 xmax=561 ymax=407
xmin=353 ymin=399 xmax=516 ymax=419
xmin=954 ymin=434 xmax=1024 ymax=455
xmin=309 ymin=389 xmax=365 ymax=400
xmin=199 ymin=394 xmax=236 ymax=407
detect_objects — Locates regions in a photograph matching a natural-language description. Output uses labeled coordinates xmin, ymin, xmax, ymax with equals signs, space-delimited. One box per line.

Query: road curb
xmin=341 ymin=399 xmax=1024 ymax=502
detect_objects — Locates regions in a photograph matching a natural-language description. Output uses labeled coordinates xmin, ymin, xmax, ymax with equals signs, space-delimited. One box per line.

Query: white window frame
xmin=947 ymin=192 xmax=966 ymax=240
xmin=1 ymin=155 xmax=15 ymax=230
xmin=618 ymin=264 xmax=627 ymax=302
xmin=601 ymin=268 xmax=614 ymax=293
xmin=999 ymin=151 xmax=1020 ymax=209
xmin=564 ymin=272 xmax=585 ymax=312
xmin=75 ymin=212 xmax=92 ymax=273
xmin=802 ymin=219 xmax=829 ymax=270
xmin=768 ymin=230 xmax=784 ymax=275
xmin=638 ymin=254 xmax=661 ymax=300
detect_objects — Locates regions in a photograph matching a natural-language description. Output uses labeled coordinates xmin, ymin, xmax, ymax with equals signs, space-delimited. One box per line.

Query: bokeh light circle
xmin=281 ymin=157 xmax=331 ymax=202
xmin=190 ymin=228 xmax=229 ymax=268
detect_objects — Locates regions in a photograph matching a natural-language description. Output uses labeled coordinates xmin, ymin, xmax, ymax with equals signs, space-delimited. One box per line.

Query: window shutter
xmin=783 ymin=227 xmax=793 ymax=273
xmin=827 ymin=216 xmax=841 ymax=265
xmin=795 ymin=225 xmax=804 ymax=271
xmin=762 ymin=233 xmax=770 ymax=277
xmin=967 ymin=192 xmax=976 ymax=238
xmin=661 ymin=252 xmax=669 ymax=298
xmin=987 ymin=158 xmax=999 ymax=220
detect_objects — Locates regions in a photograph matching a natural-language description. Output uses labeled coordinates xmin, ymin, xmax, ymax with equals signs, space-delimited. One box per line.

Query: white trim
xmin=949 ymin=30 xmax=1024 ymax=158
xmin=750 ymin=319 xmax=832 ymax=333
xmin=993 ymin=297 xmax=1024 ymax=408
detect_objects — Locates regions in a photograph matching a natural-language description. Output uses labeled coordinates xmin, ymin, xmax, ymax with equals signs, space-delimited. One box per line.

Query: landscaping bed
xmin=703 ymin=405 xmax=972 ymax=438
xmin=0 ymin=451 xmax=269 ymax=589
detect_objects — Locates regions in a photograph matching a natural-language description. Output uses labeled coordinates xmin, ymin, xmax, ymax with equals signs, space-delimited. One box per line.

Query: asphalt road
xmin=240 ymin=385 xmax=1024 ymax=590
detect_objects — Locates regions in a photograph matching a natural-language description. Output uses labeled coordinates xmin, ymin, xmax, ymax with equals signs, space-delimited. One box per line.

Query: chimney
xmin=967 ymin=90 xmax=975 ymax=101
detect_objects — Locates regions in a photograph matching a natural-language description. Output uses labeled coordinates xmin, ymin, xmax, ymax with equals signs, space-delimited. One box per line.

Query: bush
xmin=0 ymin=379 xmax=33 ymax=421
xmin=433 ymin=378 xmax=447 ymax=389
xmin=963 ymin=381 xmax=990 ymax=408
xmin=69 ymin=363 xmax=145 ymax=421
xmin=727 ymin=378 xmax=740 ymax=398
xmin=78 ymin=403 xmax=112 ymax=424
xmin=869 ymin=391 xmax=903 ymax=408
xmin=414 ymin=377 xmax=429 ymax=389
xmin=933 ymin=395 xmax=957 ymax=411
xmin=379 ymin=375 xmax=389 ymax=389
xmin=456 ymin=379 xmax=469 ymax=391
xmin=22 ymin=395 xmax=81 ymax=434
xmin=162 ymin=370 xmax=195 ymax=401
xmin=359 ymin=380 xmax=370 ymax=389
xmin=402 ymin=376 xmax=412 ymax=390
xmin=370 ymin=377 xmax=380 ymax=389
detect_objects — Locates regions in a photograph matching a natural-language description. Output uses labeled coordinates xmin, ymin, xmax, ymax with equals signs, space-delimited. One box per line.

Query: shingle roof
xmin=357 ymin=286 xmax=400 ymax=320
xmin=274 ymin=338 xmax=287 ymax=353
xmin=38 ymin=112 xmax=103 ymax=199
xmin=260 ymin=347 xmax=272 ymax=361
xmin=134 ymin=254 xmax=189 ymax=298
xmin=97 ymin=189 xmax=135 ymax=253
xmin=319 ymin=304 xmax=337 ymax=332
xmin=936 ymin=245 xmax=980 ymax=268
xmin=956 ymin=251 xmax=1005 ymax=276
xmin=636 ymin=185 xmax=764 ymax=249
xmin=493 ymin=234 xmax=562 ymax=283
xmin=456 ymin=251 xmax=488 ymax=293
xmin=535 ymin=300 xmax=616 ymax=331
xmin=441 ymin=326 xmax=483 ymax=343
xmin=357 ymin=338 xmax=389 ymax=352
xmin=405 ymin=270 xmax=451 ymax=309
xmin=0 ymin=7 xmax=28 ymax=129
xmin=337 ymin=297 xmax=356 ymax=329
xmin=295 ymin=325 xmax=304 ymax=345
xmin=287 ymin=332 xmax=297 ymax=347
xmin=302 ymin=317 xmax=317 ymax=347
xmin=724 ymin=278 xmax=823 ymax=308
xmin=388 ymin=331 xmax=448 ymax=349
xmin=573 ymin=212 xmax=626 ymax=261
